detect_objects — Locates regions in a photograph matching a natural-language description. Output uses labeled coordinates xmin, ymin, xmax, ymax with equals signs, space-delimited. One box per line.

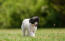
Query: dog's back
xmin=21 ymin=19 xmax=30 ymax=29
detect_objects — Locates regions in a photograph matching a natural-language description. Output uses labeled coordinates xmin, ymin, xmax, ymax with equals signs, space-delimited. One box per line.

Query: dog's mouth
xmin=35 ymin=24 xmax=37 ymax=26
xmin=32 ymin=24 xmax=37 ymax=27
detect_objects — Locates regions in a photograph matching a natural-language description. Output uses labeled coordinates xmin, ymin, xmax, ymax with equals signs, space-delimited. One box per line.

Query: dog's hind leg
xmin=27 ymin=27 xmax=30 ymax=36
xmin=21 ymin=24 xmax=26 ymax=36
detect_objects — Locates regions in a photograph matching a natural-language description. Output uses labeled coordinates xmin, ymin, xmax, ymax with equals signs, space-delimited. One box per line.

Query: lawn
xmin=0 ymin=28 xmax=65 ymax=41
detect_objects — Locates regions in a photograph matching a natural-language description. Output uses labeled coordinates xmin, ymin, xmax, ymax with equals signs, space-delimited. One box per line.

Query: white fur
xmin=21 ymin=19 xmax=37 ymax=37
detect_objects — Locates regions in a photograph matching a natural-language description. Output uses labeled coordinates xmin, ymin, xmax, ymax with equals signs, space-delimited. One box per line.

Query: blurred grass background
xmin=0 ymin=28 xmax=65 ymax=41
xmin=0 ymin=0 xmax=65 ymax=28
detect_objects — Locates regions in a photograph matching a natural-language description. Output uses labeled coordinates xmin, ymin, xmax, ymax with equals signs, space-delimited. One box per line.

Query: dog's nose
xmin=35 ymin=22 xmax=38 ymax=26
xmin=35 ymin=24 xmax=38 ymax=26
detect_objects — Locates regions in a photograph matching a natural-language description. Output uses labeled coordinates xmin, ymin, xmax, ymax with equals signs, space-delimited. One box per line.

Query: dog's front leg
xmin=30 ymin=32 xmax=35 ymax=37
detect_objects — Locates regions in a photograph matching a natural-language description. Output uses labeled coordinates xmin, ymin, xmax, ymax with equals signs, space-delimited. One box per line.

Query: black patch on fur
xmin=29 ymin=16 xmax=39 ymax=24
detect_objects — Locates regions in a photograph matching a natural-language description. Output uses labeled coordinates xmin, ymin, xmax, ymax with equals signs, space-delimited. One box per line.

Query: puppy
xmin=21 ymin=16 xmax=39 ymax=37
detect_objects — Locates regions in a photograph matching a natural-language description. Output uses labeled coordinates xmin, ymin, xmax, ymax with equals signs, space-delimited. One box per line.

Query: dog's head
xmin=29 ymin=16 xmax=39 ymax=26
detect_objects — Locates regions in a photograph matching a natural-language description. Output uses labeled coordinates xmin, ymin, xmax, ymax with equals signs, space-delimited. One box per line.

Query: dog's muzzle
xmin=35 ymin=24 xmax=38 ymax=27
xmin=34 ymin=22 xmax=38 ymax=26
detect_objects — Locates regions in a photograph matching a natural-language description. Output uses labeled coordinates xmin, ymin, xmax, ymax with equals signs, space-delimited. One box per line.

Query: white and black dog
xmin=21 ymin=16 xmax=39 ymax=37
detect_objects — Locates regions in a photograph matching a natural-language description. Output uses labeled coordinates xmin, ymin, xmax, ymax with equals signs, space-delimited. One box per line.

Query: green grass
xmin=0 ymin=28 xmax=65 ymax=41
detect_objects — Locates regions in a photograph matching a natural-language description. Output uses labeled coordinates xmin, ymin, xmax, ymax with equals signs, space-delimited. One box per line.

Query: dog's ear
xmin=29 ymin=18 xmax=34 ymax=24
